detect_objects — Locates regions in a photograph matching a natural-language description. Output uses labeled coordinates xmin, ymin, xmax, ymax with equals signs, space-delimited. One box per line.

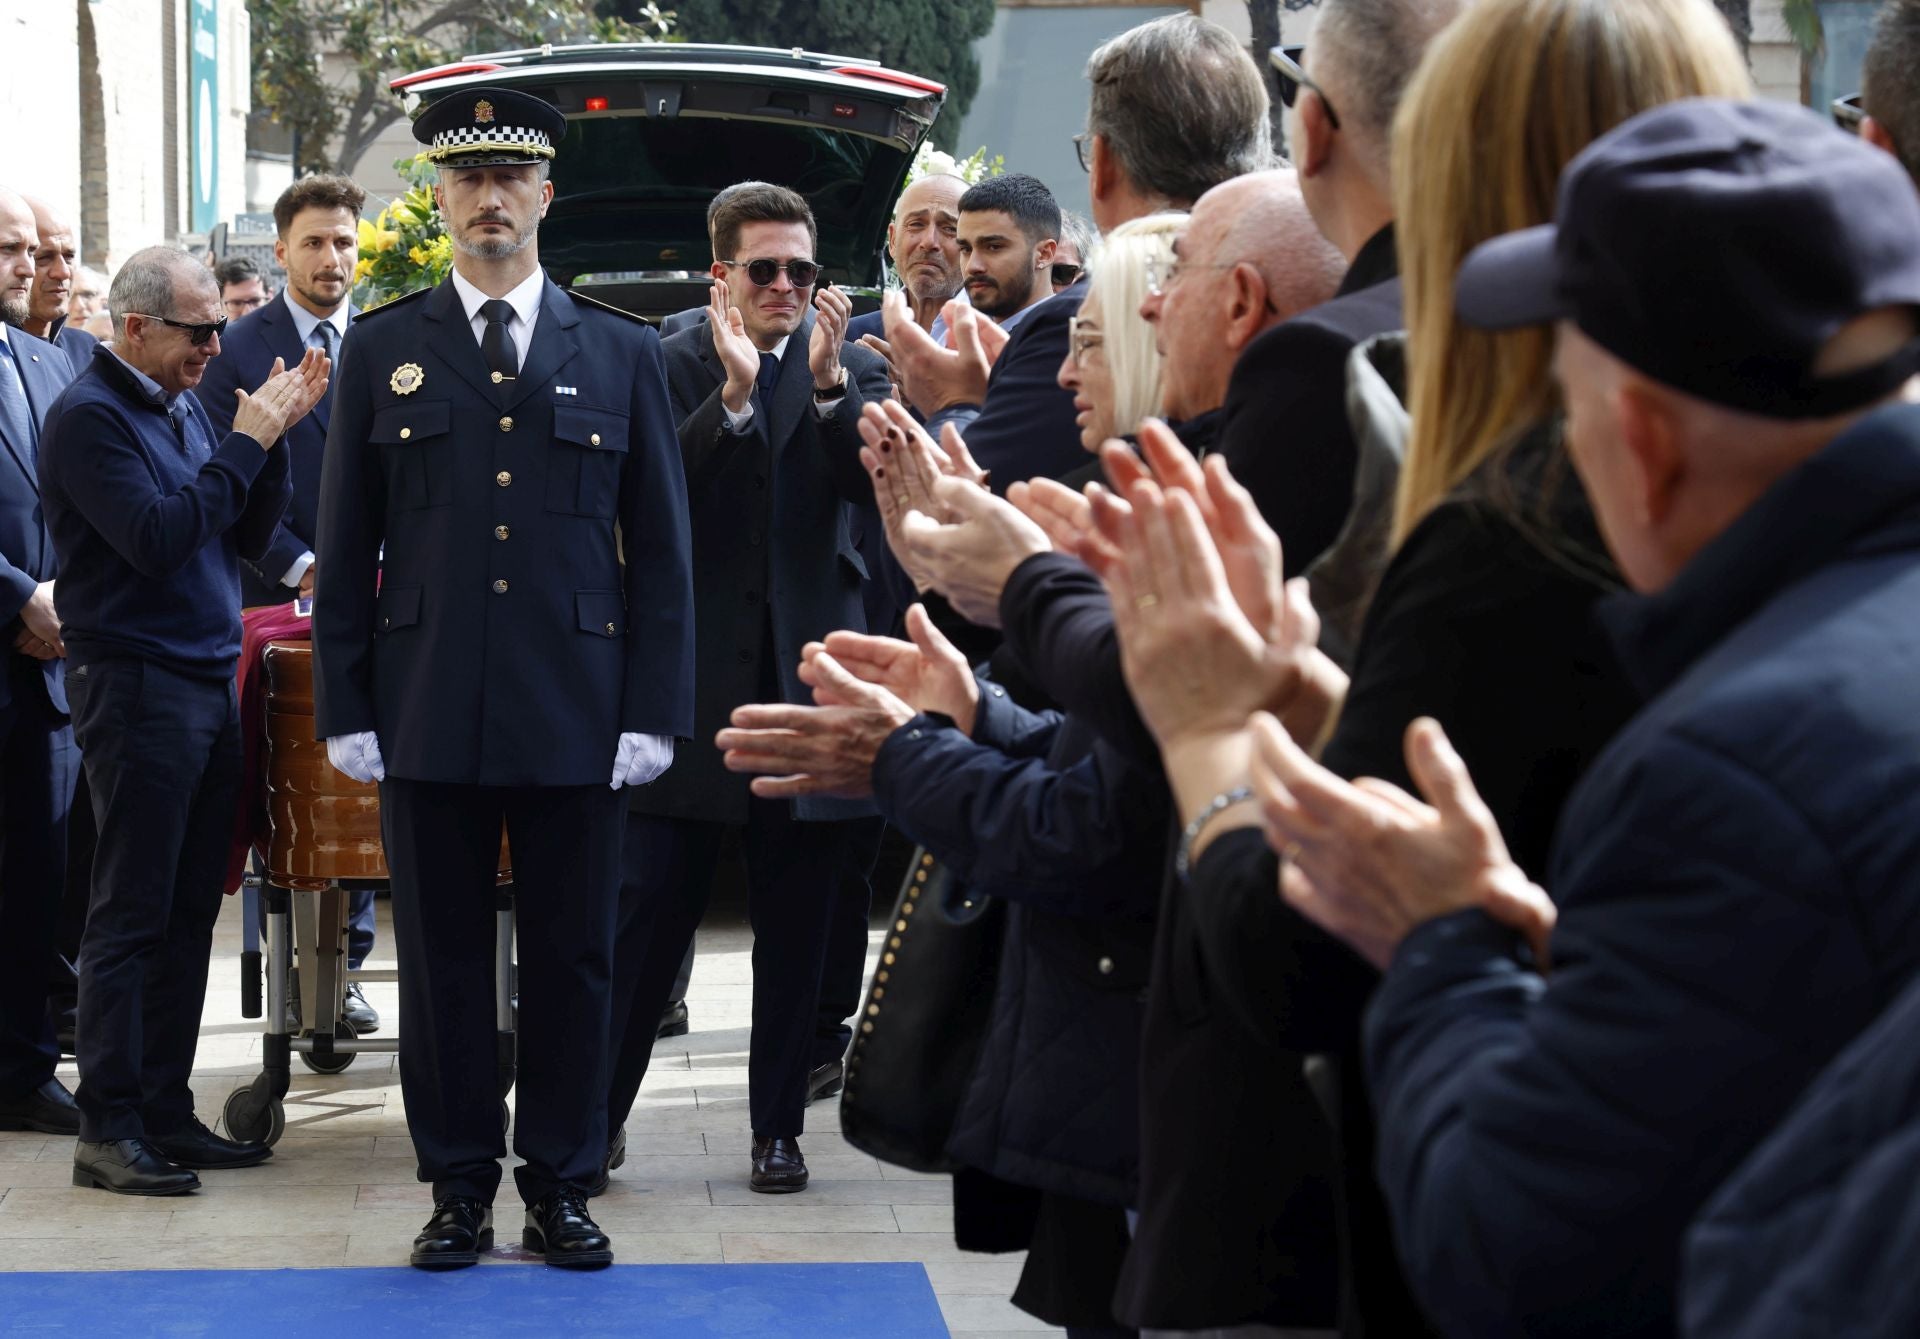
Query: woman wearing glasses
xmin=1056 ymin=213 xmax=1182 ymax=455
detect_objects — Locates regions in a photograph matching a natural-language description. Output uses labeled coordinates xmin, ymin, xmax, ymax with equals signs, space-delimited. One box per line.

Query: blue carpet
xmin=0 ymin=1263 xmax=949 ymax=1337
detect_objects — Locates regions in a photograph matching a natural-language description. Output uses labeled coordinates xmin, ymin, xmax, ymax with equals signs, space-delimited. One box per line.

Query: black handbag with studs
xmin=838 ymin=847 xmax=1005 ymax=1173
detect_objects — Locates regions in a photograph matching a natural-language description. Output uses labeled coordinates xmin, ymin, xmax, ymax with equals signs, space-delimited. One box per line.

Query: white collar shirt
xmin=450 ymin=267 xmax=544 ymax=372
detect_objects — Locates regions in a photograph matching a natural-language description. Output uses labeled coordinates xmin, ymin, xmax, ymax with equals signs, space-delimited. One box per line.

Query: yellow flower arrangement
xmin=352 ymin=154 xmax=455 ymax=310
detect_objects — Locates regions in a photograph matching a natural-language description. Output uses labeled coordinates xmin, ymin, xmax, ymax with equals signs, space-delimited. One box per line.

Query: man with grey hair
xmin=1860 ymin=0 xmax=1920 ymax=185
xmin=850 ymin=171 xmax=969 ymax=349
xmin=1052 ymin=210 xmax=1097 ymax=292
xmin=40 ymin=244 xmax=324 ymax=1196
xmin=888 ymin=12 xmax=1273 ymax=488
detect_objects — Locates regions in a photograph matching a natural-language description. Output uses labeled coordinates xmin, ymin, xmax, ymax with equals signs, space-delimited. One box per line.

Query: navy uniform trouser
xmin=605 ymin=803 xmax=861 ymax=1143
xmin=0 ymin=660 xmax=78 ymax=1098
xmin=379 ymin=777 xmax=622 ymax=1207
xmin=70 ymin=658 xmax=237 ymax=1141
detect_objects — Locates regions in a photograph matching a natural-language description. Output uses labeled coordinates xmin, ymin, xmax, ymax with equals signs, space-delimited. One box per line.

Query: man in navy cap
xmin=311 ymin=85 xmax=695 ymax=1271
xmin=1250 ymin=98 xmax=1920 ymax=1335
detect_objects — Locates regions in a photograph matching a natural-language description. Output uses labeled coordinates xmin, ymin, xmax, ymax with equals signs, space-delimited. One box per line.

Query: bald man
xmin=848 ymin=172 xmax=969 ymax=349
xmin=21 ymin=198 xmax=95 ymax=366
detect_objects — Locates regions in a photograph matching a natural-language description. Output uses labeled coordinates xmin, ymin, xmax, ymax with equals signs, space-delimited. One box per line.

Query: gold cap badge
xmin=390 ymin=362 xmax=425 ymax=396
xmin=474 ymin=99 xmax=495 ymax=124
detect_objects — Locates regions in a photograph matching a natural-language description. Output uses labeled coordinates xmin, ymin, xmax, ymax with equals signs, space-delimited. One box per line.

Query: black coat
xmin=195 ymin=292 xmax=348 ymax=607
xmin=925 ymin=282 xmax=1087 ymax=491
xmin=628 ymin=313 xmax=889 ymax=824
xmin=0 ymin=330 xmax=73 ymax=714
xmin=311 ymin=276 xmax=695 ymax=785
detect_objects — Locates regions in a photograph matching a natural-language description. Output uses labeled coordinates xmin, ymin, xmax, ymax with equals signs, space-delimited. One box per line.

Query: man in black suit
xmin=313 ymin=87 xmax=695 ymax=1271
xmin=21 ymin=197 xmax=96 ymax=366
xmin=0 ymin=185 xmax=80 ymax=1136
xmin=197 ymin=176 xmax=382 ymax=1033
xmin=607 ymin=182 xmax=888 ymax=1196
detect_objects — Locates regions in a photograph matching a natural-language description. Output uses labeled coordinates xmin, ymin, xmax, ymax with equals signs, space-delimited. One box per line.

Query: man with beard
xmin=312 ymin=87 xmax=694 ymax=1271
xmin=847 ymin=171 xmax=968 ymax=350
xmin=954 ymin=173 xmax=1060 ymax=332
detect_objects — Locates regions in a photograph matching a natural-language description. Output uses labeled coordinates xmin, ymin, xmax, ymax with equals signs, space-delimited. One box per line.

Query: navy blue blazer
xmin=925 ymin=282 xmax=1086 ymax=490
xmin=50 ymin=320 xmax=98 ymax=368
xmin=628 ymin=313 xmax=887 ymax=825
xmin=311 ymin=275 xmax=695 ymax=788
xmin=194 ymin=291 xmax=347 ymax=607
xmin=844 ymin=309 xmax=884 ymax=345
xmin=1364 ymin=403 xmax=1920 ymax=1339
xmin=0 ymin=330 xmax=74 ymax=713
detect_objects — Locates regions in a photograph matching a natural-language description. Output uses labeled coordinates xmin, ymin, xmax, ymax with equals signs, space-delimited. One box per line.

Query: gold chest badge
xmin=390 ymin=362 xmax=425 ymax=396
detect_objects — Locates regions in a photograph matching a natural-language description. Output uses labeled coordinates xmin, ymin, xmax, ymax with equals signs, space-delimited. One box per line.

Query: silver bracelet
xmin=1175 ymin=784 xmax=1256 ymax=883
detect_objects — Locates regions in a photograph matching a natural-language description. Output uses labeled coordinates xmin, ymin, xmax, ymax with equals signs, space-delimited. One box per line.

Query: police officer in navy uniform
xmin=311 ymin=87 xmax=695 ymax=1272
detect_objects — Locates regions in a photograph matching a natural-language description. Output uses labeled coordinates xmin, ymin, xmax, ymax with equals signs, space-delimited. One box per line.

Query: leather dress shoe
xmin=149 ymin=1117 xmax=273 ymax=1169
xmin=803 ymin=1057 xmax=844 ymax=1107
xmin=0 ymin=1077 xmax=81 ymax=1135
xmin=522 ymin=1189 xmax=613 ymax=1268
xmin=749 ymin=1136 xmax=808 ymax=1193
xmin=656 ymin=999 xmax=690 ymax=1040
xmin=72 ymin=1139 xmax=200 ymax=1196
xmin=342 ymin=982 xmax=379 ymax=1035
xmin=411 ymin=1196 xmax=494 ymax=1270
xmin=585 ymin=1125 xmax=626 ymax=1198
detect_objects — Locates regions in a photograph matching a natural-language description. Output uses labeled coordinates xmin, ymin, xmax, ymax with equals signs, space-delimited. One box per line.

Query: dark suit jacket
xmin=194 ymin=291 xmax=348 ymax=607
xmin=0 ymin=331 xmax=73 ymax=714
xmin=926 ymin=282 xmax=1086 ymax=490
xmin=630 ymin=314 xmax=888 ymax=825
xmin=311 ymin=276 xmax=695 ymax=787
xmin=49 ymin=320 xmax=97 ymax=368
xmin=844 ymin=309 xmax=884 ymax=345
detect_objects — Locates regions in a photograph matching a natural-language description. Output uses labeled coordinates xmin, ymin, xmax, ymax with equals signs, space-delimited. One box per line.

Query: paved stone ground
xmin=0 ymin=894 xmax=1057 ymax=1337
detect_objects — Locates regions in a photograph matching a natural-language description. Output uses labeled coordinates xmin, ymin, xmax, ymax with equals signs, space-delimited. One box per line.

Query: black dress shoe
xmin=411 ymin=1196 xmax=494 ymax=1270
xmin=149 ymin=1117 xmax=273 ymax=1169
xmin=342 ymin=982 xmax=380 ymax=1035
xmin=0 ymin=1077 xmax=81 ymax=1135
xmin=72 ymin=1139 xmax=200 ymax=1196
xmin=656 ymin=999 xmax=689 ymax=1040
xmin=523 ymin=1189 xmax=613 ymax=1269
xmin=585 ymin=1126 xmax=627 ymax=1198
xmin=803 ymin=1057 xmax=844 ymax=1107
xmin=750 ymin=1136 xmax=808 ymax=1194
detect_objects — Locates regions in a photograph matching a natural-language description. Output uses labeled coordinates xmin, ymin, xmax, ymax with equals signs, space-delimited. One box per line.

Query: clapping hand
xmin=232 ymin=348 xmax=330 ymax=450
xmin=716 ymin=655 xmax=916 ymax=800
xmin=808 ymin=283 xmax=851 ymax=391
xmin=882 ymin=290 xmax=994 ymax=417
xmin=1250 ymin=714 xmax=1558 ymax=971
xmin=708 ymin=277 xmax=761 ymax=414
xmin=807 ymin=603 xmax=982 ymax=734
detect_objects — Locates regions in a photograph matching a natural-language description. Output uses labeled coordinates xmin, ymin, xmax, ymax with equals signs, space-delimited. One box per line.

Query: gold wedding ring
xmin=1283 ymin=841 xmax=1302 ymax=863
xmin=1135 ymin=593 xmax=1160 ymax=609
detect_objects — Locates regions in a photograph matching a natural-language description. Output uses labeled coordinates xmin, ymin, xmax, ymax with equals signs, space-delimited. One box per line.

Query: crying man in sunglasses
xmin=706 ymin=207 xmax=854 ymax=420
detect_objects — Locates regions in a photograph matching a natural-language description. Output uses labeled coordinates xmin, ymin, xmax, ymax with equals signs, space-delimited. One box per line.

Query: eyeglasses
xmin=1073 ymin=131 xmax=1092 ymax=174
xmin=132 ymin=312 xmax=228 ymax=345
xmin=721 ymin=258 xmax=821 ymax=288
xmin=1051 ymin=261 xmax=1084 ymax=288
xmin=1269 ymin=46 xmax=1341 ymax=131
xmin=225 ymin=295 xmax=267 ymax=316
xmin=1067 ymin=315 xmax=1104 ymax=364
xmin=1144 ymin=255 xmax=1237 ymax=297
xmin=1833 ymin=92 xmax=1865 ymax=134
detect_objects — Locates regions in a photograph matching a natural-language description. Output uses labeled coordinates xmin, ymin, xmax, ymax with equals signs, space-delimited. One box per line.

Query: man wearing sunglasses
xmin=38 ymin=243 xmax=326 ymax=1196
xmin=612 ymin=181 xmax=890 ymax=1198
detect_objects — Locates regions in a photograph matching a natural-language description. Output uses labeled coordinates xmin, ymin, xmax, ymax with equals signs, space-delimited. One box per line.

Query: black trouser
xmin=380 ymin=777 xmax=622 ymax=1207
xmin=812 ymin=816 xmax=884 ymax=1068
xmin=0 ymin=664 xmax=77 ymax=1098
xmin=607 ymin=805 xmax=860 ymax=1141
xmin=70 ymin=659 xmax=237 ymax=1142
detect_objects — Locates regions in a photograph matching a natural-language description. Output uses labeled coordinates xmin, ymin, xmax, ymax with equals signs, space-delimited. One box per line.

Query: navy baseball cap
xmin=413 ymin=86 xmax=567 ymax=167
xmin=1456 ymin=98 xmax=1920 ymax=419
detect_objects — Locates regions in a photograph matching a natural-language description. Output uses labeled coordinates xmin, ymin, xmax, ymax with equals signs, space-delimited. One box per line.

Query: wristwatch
xmin=813 ymin=369 xmax=848 ymax=401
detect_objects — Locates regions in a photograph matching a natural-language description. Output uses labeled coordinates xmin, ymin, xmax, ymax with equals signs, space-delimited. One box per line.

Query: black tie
xmin=480 ymin=299 xmax=517 ymax=382
xmin=756 ymin=350 xmax=780 ymax=412
xmin=313 ymin=319 xmax=335 ymax=362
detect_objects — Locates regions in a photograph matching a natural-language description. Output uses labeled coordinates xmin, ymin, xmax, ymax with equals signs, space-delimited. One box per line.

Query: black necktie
xmin=756 ymin=350 xmax=780 ymax=411
xmin=313 ymin=319 xmax=335 ymax=362
xmin=480 ymin=299 xmax=517 ymax=382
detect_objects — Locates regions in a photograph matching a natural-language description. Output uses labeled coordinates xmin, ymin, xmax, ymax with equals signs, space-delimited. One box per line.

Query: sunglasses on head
xmin=721 ymin=258 xmax=821 ymax=288
xmin=134 ymin=313 xmax=228 ymax=346
xmin=1269 ymin=45 xmax=1342 ymax=131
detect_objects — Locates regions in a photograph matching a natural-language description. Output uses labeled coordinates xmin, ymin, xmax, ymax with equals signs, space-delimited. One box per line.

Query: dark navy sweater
xmin=39 ymin=345 xmax=291 ymax=677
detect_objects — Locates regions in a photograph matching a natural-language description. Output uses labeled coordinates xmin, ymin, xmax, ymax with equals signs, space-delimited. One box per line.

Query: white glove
xmin=612 ymin=732 xmax=674 ymax=789
xmin=326 ymin=731 xmax=387 ymax=784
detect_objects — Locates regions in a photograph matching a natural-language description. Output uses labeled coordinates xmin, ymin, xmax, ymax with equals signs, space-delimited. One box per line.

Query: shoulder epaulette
xmin=355 ymin=286 xmax=432 ymax=319
xmin=566 ymin=289 xmax=652 ymax=326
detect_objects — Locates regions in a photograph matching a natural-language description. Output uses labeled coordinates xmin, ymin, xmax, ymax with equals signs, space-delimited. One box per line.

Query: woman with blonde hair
xmin=1097 ymin=0 xmax=1753 ymax=1333
xmin=1057 ymin=211 xmax=1183 ymax=452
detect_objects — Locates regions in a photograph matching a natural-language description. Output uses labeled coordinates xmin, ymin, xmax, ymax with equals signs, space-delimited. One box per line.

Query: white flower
xmin=924 ymin=149 xmax=957 ymax=177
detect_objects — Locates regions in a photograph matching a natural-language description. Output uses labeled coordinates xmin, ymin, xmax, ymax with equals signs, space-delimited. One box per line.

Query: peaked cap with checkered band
xmin=412 ymin=86 xmax=567 ymax=166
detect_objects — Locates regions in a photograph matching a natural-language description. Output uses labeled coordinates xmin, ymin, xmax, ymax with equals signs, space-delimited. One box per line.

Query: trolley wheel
xmin=224 ymin=1086 xmax=286 ymax=1147
xmin=299 ymin=1020 xmax=357 ymax=1075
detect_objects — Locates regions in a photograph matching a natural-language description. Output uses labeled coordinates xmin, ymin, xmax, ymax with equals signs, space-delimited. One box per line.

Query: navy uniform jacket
xmin=195 ymin=291 xmax=348 ymax=607
xmin=628 ymin=313 xmax=887 ymax=825
xmin=311 ymin=276 xmax=695 ymax=788
xmin=0 ymin=329 xmax=73 ymax=714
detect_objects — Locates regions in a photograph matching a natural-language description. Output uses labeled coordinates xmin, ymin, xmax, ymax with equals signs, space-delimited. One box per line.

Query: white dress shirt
xmin=450 ymin=267 xmax=544 ymax=372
